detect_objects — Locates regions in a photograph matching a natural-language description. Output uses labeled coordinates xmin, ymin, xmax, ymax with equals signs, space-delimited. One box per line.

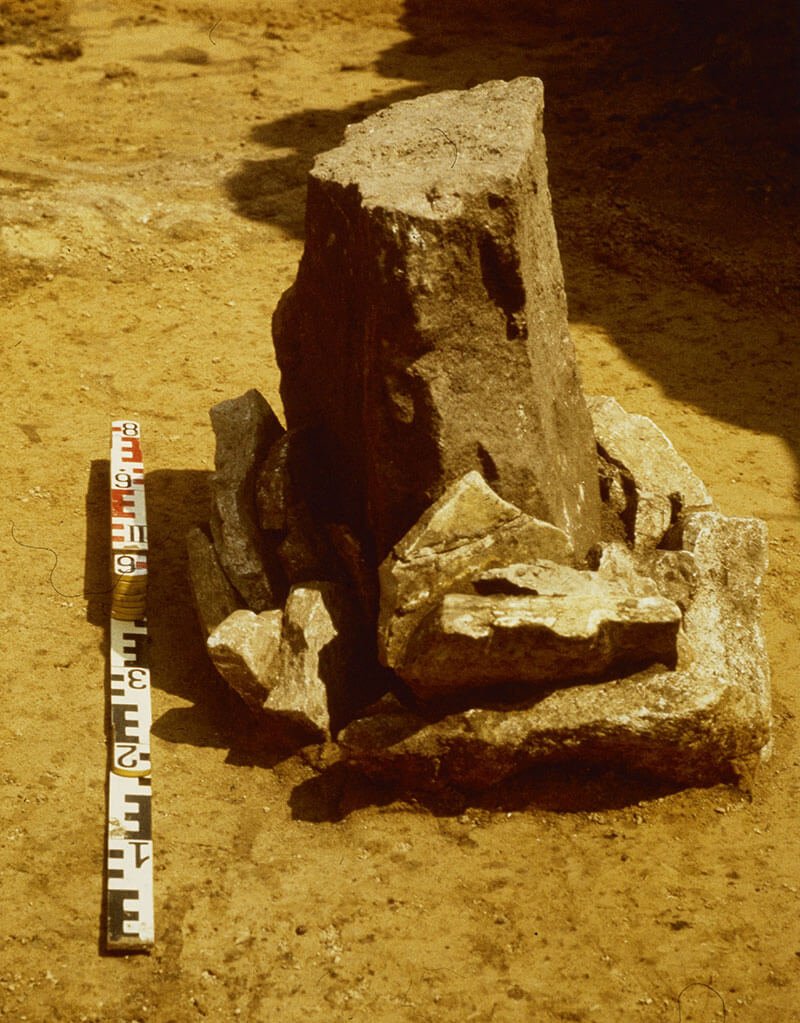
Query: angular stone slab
xmin=207 ymin=609 xmax=282 ymax=713
xmin=378 ymin=471 xmax=574 ymax=671
xmin=186 ymin=526 xmax=243 ymax=636
xmin=209 ymin=389 xmax=286 ymax=611
xmin=679 ymin=511 xmax=771 ymax=728
xmin=340 ymin=511 xmax=771 ymax=788
xmin=273 ymin=77 xmax=601 ymax=560
xmin=588 ymin=395 xmax=712 ymax=548
xmin=399 ymin=585 xmax=682 ymax=700
xmin=268 ymin=582 xmax=359 ymax=739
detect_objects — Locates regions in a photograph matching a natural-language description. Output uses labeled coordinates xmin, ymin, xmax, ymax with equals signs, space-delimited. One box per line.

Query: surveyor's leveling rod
xmin=106 ymin=420 xmax=154 ymax=951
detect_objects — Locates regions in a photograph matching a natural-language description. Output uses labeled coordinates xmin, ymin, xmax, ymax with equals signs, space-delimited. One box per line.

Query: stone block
xmin=208 ymin=389 xmax=286 ymax=611
xmin=588 ymin=395 xmax=712 ymax=548
xmin=378 ymin=471 xmax=574 ymax=671
xmin=399 ymin=585 xmax=682 ymax=700
xmin=267 ymin=582 xmax=360 ymax=739
xmin=186 ymin=526 xmax=243 ymax=636
xmin=207 ymin=609 xmax=282 ymax=713
xmin=273 ymin=77 xmax=601 ymax=561
xmin=340 ymin=510 xmax=771 ymax=788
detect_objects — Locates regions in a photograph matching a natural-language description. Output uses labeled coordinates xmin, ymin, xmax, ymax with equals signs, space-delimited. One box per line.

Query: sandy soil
xmin=2 ymin=1 xmax=799 ymax=1020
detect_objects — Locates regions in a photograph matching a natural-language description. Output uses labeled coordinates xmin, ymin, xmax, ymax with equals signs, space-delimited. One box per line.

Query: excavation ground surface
xmin=2 ymin=2 xmax=798 ymax=1020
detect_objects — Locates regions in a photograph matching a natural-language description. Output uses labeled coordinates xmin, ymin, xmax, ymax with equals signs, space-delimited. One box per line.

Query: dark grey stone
xmin=208 ymin=389 xmax=286 ymax=611
xmin=185 ymin=526 xmax=243 ymax=636
xmin=273 ymin=77 xmax=601 ymax=562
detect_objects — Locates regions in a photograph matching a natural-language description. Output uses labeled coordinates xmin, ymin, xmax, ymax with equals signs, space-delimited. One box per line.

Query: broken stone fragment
xmin=186 ymin=526 xmax=243 ymax=636
xmin=274 ymin=77 xmax=601 ymax=560
xmin=339 ymin=511 xmax=771 ymax=789
xmin=378 ymin=471 xmax=574 ymax=671
xmin=395 ymin=471 xmax=574 ymax=563
xmin=208 ymin=389 xmax=286 ymax=611
xmin=267 ymin=582 xmax=360 ymax=740
xmin=588 ymin=395 xmax=712 ymax=548
xmin=398 ymin=579 xmax=682 ymax=700
xmin=678 ymin=511 xmax=770 ymax=725
xmin=207 ymin=609 xmax=282 ymax=713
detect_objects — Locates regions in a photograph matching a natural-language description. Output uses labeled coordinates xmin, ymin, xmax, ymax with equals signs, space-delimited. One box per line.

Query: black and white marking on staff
xmin=110 ymin=619 xmax=149 ymax=668
xmin=105 ymin=421 xmax=154 ymax=951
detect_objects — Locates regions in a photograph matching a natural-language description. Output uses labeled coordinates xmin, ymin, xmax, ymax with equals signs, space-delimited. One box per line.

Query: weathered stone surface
xmin=588 ymin=395 xmax=712 ymax=548
xmin=209 ymin=389 xmax=286 ymax=612
xmin=340 ymin=510 xmax=771 ymax=788
xmin=273 ymin=77 xmax=601 ymax=561
xmin=267 ymin=582 xmax=359 ymax=739
xmin=647 ymin=549 xmax=699 ymax=613
xmin=590 ymin=541 xmax=660 ymax=597
xmin=399 ymin=582 xmax=682 ymax=700
xmin=207 ymin=609 xmax=282 ymax=713
xmin=678 ymin=511 xmax=771 ymax=731
xmin=378 ymin=471 xmax=574 ymax=671
xmin=185 ymin=526 xmax=243 ymax=636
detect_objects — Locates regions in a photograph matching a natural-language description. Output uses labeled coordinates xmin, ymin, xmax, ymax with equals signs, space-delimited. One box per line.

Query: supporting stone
xmin=208 ymin=389 xmax=286 ymax=611
xmin=378 ymin=471 xmax=574 ymax=673
xmin=267 ymin=582 xmax=360 ymax=739
xmin=340 ymin=510 xmax=771 ymax=788
xmin=399 ymin=582 xmax=682 ymax=700
xmin=185 ymin=526 xmax=243 ymax=636
xmin=207 ymin=609 xmax=282 ymax=712
xmin=588 ymin=395 xmax=712 ymax=548
xmin=273 ymin=77 xmax=601 ymax=562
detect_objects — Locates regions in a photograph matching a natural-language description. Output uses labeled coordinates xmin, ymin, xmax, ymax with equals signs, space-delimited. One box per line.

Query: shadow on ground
xmin=224 ymin=0 xmax=800 ymax=477
xmin=288 ymin=757 xmax=702 ymax=823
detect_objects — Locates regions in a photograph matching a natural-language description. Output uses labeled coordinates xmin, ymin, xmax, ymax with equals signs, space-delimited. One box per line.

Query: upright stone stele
xmin=273 ymin=77 xmax=601 ymax=562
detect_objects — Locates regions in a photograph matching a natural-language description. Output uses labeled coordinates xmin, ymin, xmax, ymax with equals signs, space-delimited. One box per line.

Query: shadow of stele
xmin=222 ymin=0 xmax=799 ymax=483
